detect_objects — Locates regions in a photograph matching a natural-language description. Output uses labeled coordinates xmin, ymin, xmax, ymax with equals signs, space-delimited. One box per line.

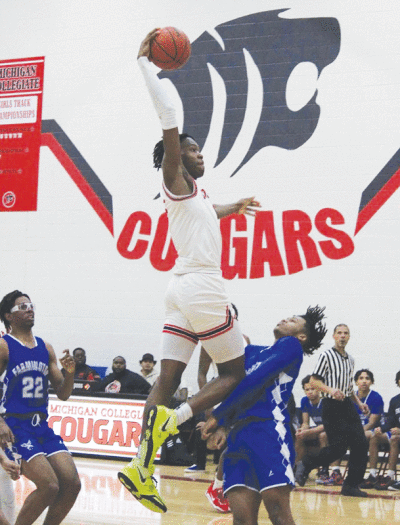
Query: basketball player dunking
xmin=117 ymin=28 xmax=261 ymax=513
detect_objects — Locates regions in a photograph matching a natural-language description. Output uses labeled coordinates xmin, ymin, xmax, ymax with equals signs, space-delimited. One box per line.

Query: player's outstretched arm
xmin=137 ymin=29 xmax=189 ymax=195
xmin=213 ymin=196 xmax=261 ymax=219
xmin=47 ymin=344 xmax=75 ymax=401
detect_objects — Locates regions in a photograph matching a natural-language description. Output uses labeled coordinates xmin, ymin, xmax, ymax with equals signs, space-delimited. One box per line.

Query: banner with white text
xmin=0 ymin=56 xmax=44 ymax=211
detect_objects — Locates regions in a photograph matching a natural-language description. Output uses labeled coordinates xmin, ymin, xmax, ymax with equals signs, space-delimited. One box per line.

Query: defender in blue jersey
xmin=0 ymin=290 xmax=81 ymax=525
xmin=202 ymin=306 xmax=327 ymax=525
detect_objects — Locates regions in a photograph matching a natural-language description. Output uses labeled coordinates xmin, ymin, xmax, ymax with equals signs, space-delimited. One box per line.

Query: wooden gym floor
xmin=13 ymin=457 xmax=400 ymax=524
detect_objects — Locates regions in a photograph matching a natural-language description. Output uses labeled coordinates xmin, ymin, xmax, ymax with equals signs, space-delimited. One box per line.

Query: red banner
xmin=0 ymin=56 xmax=45 ymax=211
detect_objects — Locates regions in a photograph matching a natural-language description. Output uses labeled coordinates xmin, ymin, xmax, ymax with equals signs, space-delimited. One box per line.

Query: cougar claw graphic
xmin=159 ymin=9 xmax=340 ymax=177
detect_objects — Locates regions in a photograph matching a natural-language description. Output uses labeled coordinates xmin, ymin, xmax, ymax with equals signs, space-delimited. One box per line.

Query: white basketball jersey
xmin=162 ymin=180 xmax=222 ymax=275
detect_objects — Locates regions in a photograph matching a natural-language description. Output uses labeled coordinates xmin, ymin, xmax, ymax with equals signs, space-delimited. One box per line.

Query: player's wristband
xmin=137 ymin=56 xmax=178 ymax=130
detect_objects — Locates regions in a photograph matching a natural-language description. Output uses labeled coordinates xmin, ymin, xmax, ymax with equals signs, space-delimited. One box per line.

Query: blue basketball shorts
xmin=5 ymin=415 xmax=69 ymax=462
xmin=223 ymin=419 xmax=295 ymax=495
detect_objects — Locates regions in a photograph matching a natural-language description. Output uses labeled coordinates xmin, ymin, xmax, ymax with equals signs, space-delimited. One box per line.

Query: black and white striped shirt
xmin=313 ymin=347 xmax=355 ymax=398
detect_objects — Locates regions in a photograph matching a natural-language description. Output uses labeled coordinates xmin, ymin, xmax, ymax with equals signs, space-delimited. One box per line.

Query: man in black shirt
xmin=72 ymin=347 xmax=101 ymax=381
xmin=96 ymin=356 xmax=151 ymax=395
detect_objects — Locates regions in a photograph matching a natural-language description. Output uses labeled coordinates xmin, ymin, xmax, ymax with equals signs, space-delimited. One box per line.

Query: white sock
xmin=213 ymin=478 xmax=223 ymax=490
xmin=370 ymin=468 xmax=377 ymax=477
xmin=175 ymin=403 xmax=193 ymax=426
xmin=387 ymin=470 xmax=395 ymax=479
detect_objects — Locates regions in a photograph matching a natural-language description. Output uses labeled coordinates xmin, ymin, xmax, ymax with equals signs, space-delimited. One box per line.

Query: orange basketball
xmin=150 ymin=27 xmax=191 ymax=70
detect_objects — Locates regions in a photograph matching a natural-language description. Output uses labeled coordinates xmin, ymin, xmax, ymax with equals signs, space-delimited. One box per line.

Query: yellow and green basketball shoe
xmin=140 ymin=405 xmax=179 ymax=469
xmin=118 ymin=459 xmax=167 ymax=513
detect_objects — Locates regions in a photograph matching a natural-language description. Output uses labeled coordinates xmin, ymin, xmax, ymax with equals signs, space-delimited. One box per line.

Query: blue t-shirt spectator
xmin=300 ymin=396 xmax=323 ymax=427
xmin=355 ymin=389 xmax=384 ymax=427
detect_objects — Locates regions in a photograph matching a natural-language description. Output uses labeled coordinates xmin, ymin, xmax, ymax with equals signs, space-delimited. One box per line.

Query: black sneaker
xmin=359 ymin=474 xmax=377 ymax=489
xmin=341 ymin=484 xmax=368 ymax=498
xmin=295 ymin=460 xmax=311 ymax=487
xmin=375 ymin=475 xmax=393 ymax=491
xmin=388 ymin=480 xmax=400 ymax=491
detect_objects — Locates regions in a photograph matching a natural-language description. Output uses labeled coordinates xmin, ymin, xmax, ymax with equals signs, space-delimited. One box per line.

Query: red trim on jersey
xmin=162 ymin=180 xmax=198 ymax=201
xmin=163 ymin=324 xmax=199 ymax=343
xmin=198 ymin=324 xmax=234 ymax=341
xmin=163 ymin=307 xmax=234 ymax=342
xmin=196 ymin=307 xmax=235 ymax=341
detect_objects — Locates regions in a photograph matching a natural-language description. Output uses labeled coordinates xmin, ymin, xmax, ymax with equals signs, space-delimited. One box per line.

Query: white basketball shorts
xmin=161 ymin=273 xmax=245 ymax=365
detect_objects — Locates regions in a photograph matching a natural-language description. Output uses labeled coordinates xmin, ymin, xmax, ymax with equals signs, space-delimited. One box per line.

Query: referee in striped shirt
xmin=295 ymin=324 xmax=370 ymax=497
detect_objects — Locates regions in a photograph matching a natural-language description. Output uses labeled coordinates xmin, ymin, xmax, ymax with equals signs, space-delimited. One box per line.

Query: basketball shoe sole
xmin=118 ymin=460 xmax=167 ymax=513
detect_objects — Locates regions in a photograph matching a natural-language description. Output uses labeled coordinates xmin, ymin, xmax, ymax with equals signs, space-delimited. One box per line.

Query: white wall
xmin=1 ymin=0 xmax=399 ymax=408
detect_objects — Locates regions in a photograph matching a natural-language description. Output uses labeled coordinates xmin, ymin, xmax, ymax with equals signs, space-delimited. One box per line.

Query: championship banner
xmin=47 ymin=395 xmax=157 ymax=459
xmin=0 ymin=56 xmax=45 ymax=211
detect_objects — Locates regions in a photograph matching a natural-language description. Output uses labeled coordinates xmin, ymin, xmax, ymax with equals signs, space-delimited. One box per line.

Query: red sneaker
xmin=205 ymin=483 xmax=231 ymax=513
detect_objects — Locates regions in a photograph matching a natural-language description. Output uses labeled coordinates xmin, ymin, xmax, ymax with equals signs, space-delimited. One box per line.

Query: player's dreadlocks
xmin=152 ymin=133 xmax=194 ymax=170
xmin=300 ymin=305 xmax=327 ymax=355
xmin=0 ymin=290 xmax=30 ymax=332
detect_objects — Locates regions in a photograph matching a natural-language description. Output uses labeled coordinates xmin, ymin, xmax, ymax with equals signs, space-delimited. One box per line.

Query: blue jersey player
xmin=0 ymin=290 xmax=81 ymax=525
xmin=202 ymin=306 xmax=327 ymax=525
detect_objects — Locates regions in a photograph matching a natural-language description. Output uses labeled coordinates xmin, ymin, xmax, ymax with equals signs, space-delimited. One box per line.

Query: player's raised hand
xmin=201 ymin=415 xmax=218 ymax=440
xmin=1 ymin=451 xmax=20 ymax=480
xmin=137 ymin=28 xmax=160 ymax=59
xmin=206 ymin=427 xmax=227 ymax=450
xmin=237 ymin=196 xmax=261 ymax=216
xmin=360 ymin=403 xmax=370 ymax=416
xmin=60 ymin=349 xmax=75 ymax=374
xmin=331 ymin=388 xmax=345 ymax=401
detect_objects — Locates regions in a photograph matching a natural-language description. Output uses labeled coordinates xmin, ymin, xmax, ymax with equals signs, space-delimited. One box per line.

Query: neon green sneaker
xmin=140 ymin=405 xmax=179 ymax=469
xmin=118 ymin=459 xmax=167 ymax=513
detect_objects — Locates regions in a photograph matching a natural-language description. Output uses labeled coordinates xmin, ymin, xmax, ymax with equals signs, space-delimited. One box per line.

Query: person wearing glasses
xmin=118 ymin=29 xmax=261 ymax=514
xmin=0 ymin=290 xmax=81 ymax=525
